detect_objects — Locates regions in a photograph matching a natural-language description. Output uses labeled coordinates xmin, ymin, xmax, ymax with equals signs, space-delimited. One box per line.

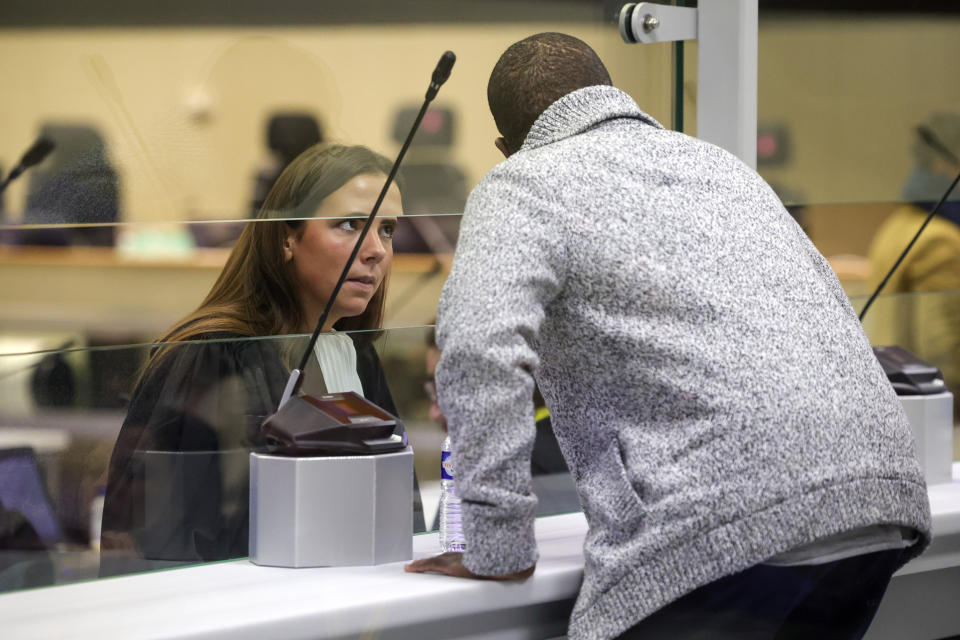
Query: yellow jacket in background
xmin=867 ymin=203 xmax=960 ymax=403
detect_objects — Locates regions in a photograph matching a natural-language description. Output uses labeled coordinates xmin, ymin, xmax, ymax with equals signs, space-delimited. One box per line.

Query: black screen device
xmin=260 ymin=51 xmax=456 ymax=456
xmin=872 ymin=345 xmax=946 ymax=396
xmin=0 ymin=447 xmax=65 ymax=546
xmin=261 ymin=392 xmax=406 ymax=455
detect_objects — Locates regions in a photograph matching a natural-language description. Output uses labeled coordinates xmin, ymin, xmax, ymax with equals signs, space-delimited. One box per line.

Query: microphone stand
xmin=859 ymin=125 xmax=960 ymax=322
xmin=278 ymin=51 xmax=456 ymax=409
xmin=0 ymin=137 xmax=55 ymax=196
xmin=858 ymin=167 xmax=960 ymax=322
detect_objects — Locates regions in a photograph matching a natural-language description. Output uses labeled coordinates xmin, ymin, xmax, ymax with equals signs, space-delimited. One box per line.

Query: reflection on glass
xmin=0 ymin=217 xmax=456 ymax=343
xmin=0 ymin=447 xmax=59 ymax=590
xmin=98 ymin=331 xmax=424 ymax=577
xmin=0 ymin=326 xmax=451 ymax=592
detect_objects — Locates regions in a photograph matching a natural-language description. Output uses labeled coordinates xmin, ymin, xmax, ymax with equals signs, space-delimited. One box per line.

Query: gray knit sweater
xmin=435 ymin=86 xmax=932 ymax=640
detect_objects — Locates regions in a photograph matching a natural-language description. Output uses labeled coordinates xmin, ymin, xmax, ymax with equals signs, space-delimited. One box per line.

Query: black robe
xmin=100 ymin=333 xmax=424 ymax=576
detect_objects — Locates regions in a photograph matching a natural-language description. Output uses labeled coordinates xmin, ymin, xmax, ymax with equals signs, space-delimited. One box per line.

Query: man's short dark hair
xmin=488 ymin=32 xmax=612 ymax=153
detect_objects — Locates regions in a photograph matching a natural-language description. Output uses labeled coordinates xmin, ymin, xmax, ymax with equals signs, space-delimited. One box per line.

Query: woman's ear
xmin=282 ymin=231 xmax=296 ymax=263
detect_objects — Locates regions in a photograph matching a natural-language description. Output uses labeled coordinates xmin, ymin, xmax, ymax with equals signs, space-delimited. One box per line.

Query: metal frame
xmin=620 ymin=1 xmax=758 ymax=169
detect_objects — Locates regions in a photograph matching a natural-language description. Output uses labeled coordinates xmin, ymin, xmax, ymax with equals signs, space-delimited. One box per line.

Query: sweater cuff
xmin=461 ymin=501 xmax=539 ymax=576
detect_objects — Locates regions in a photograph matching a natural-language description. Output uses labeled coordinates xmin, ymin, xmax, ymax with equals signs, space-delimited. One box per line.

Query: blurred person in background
xmin=250 ymin=113 xmax=323 ymax=218
xmin=20 ymin=123 xmax=119 ymax=247
xmin=868 ymin=112 xmax=960 ymax=412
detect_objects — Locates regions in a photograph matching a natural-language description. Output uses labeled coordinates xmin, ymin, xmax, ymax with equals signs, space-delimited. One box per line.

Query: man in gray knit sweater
xmin=405 ymin=33 xmax=931 ymax=639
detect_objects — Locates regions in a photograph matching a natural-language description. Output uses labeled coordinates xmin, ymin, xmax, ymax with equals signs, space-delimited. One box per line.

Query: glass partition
xmin=679 ymin=5 xmax=960 ymax=281
xmin=755 ymin=9 xmax=960 ymax=208
xmin=0 ymin=323 xmax=581 ymax=592
xmin=4 ymin=0 xmax=958 ymax=600
xmin=679 ymin=6 xmax=960 ymax=207
xmin=0 ymin=329 xmax=434 ymax=590
xmin=857 ymin=289 xmax=960 ymax=416
xmin=1 ymin=2 xmax=646 ymax=593
xmin=0 ymin=1 xmax=677 ymax=227
xmin=0 ymin=217 xmax=457 ymax=337
xmin=3 ymin=287 xmax=958 ymax=593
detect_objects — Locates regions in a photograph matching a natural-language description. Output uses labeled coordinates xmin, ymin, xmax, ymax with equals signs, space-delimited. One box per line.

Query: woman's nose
xmin=360 ymin=226 xmax=387 ymax=263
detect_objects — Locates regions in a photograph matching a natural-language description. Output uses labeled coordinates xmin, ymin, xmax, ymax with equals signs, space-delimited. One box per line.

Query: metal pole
xmin=696 ymin=0 xmax=758 ymax=168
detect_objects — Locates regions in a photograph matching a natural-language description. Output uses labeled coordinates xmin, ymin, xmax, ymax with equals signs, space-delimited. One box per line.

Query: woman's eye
xmin=336 ymin=219 xmax=362 ymax=232
xmin=380 ymin=223 xmax=397 ymax=239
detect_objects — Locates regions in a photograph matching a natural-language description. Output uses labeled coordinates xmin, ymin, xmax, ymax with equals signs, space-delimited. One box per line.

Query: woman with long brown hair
xmin=101 ymin=144 xmax=423 ymax=575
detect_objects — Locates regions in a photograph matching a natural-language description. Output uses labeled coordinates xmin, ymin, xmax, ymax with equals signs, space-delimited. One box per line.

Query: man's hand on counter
xmin=404 ymin=552 xmax=536 ymax=580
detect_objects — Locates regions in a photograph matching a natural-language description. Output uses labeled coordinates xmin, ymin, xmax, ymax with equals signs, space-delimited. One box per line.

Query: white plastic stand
xmin=899 ymin=392 xmax=954 ymax=486
xmin=249 ymin=446 xmax=414 ymax=567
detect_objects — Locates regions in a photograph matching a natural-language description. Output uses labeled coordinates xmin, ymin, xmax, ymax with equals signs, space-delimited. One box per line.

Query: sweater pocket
xmin=582 ymin=435 xmax=646 ymax=541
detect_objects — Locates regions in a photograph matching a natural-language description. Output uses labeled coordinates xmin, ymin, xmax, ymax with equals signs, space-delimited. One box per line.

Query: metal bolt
xmin=642 ymin=14 xmax=660 ymax=33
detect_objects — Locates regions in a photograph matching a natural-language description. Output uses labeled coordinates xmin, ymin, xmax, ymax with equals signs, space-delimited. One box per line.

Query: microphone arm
xmin=858 ymin=166 xmax=960 ymax=322
xmin=0 ymin=137 xmax=55 ymax=196
xmin=280 ymin=51 xmax=457 ymax=407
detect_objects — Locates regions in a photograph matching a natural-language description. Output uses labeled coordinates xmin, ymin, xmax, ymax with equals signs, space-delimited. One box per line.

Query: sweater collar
xmin=520 ymin=85 xmax=663 ymax=152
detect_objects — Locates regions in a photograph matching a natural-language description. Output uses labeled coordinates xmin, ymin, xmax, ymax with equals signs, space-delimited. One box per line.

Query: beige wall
xmin=0 ymin=24 xmax=674 ymax=224
xmin=678 ymin=16 xmax=960 ymax=206
xmin=755 ymin=16 xmax=957 ymax=206
xmin=2 ymin=16 xmax=959 ymax=226
xmin=2 ymin=15 xmax=959 ymax=332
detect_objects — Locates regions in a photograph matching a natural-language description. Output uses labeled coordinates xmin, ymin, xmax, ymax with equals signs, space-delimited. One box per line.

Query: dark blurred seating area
xmin=5 ymin=123 xmax=120 ymax=247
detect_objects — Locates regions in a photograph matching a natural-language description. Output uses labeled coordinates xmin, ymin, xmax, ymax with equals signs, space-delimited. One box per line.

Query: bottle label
xmin=441 ymin=450 xmax=454 ymax=480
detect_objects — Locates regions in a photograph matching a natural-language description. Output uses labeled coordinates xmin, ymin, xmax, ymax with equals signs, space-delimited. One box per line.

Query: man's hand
xmin=404 ymin=552 xmax=535 ymax=580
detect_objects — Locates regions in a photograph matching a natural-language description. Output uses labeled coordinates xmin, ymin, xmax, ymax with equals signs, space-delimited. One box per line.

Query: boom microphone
xmin=917 ymin=125 xmax=959 ymax=165
xmin=287 ymin=49 xmax=456 ymax=399
xmin=426 ymin=51 xmax=456 ymax=101
xmin=262 ymin=51 xmax=456 ymax=455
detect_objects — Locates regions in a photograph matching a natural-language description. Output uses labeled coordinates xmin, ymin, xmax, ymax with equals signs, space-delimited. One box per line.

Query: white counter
xmin=2 ymin=464 xmax=959 ymax=640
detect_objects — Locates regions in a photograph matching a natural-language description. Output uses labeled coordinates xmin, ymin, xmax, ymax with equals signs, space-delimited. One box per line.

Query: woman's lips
xmin=345 ymin=275 xmax=377 ymax=292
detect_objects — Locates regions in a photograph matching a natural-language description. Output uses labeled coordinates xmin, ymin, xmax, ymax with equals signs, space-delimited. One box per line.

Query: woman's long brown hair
xmin=144 ymin=143 xmax=400 ymax=376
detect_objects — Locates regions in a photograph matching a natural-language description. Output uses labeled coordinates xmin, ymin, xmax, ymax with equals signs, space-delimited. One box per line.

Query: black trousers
xmin=616 ymin=548 xmax=905 ymax=640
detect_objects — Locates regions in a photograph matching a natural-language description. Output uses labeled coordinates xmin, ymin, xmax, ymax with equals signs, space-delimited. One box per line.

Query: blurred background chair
xmin=390 ymin=105 xmax=465 ymax=255
xmin=249 ymin=112 xmax=323 ymax=218
xmin=20 ymin=123 xmax=119 ymax=247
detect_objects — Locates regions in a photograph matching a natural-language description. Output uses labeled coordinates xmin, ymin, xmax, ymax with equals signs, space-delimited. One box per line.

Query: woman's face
xmin=284 ymin=173 xmax=402 ymax=331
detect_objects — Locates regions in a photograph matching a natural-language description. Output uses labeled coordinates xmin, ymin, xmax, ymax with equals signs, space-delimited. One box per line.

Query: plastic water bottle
xmin=89 ymin=485 xmax=105 ymax=551
xmin=439 ymin=435 xmax=466 ymax=552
